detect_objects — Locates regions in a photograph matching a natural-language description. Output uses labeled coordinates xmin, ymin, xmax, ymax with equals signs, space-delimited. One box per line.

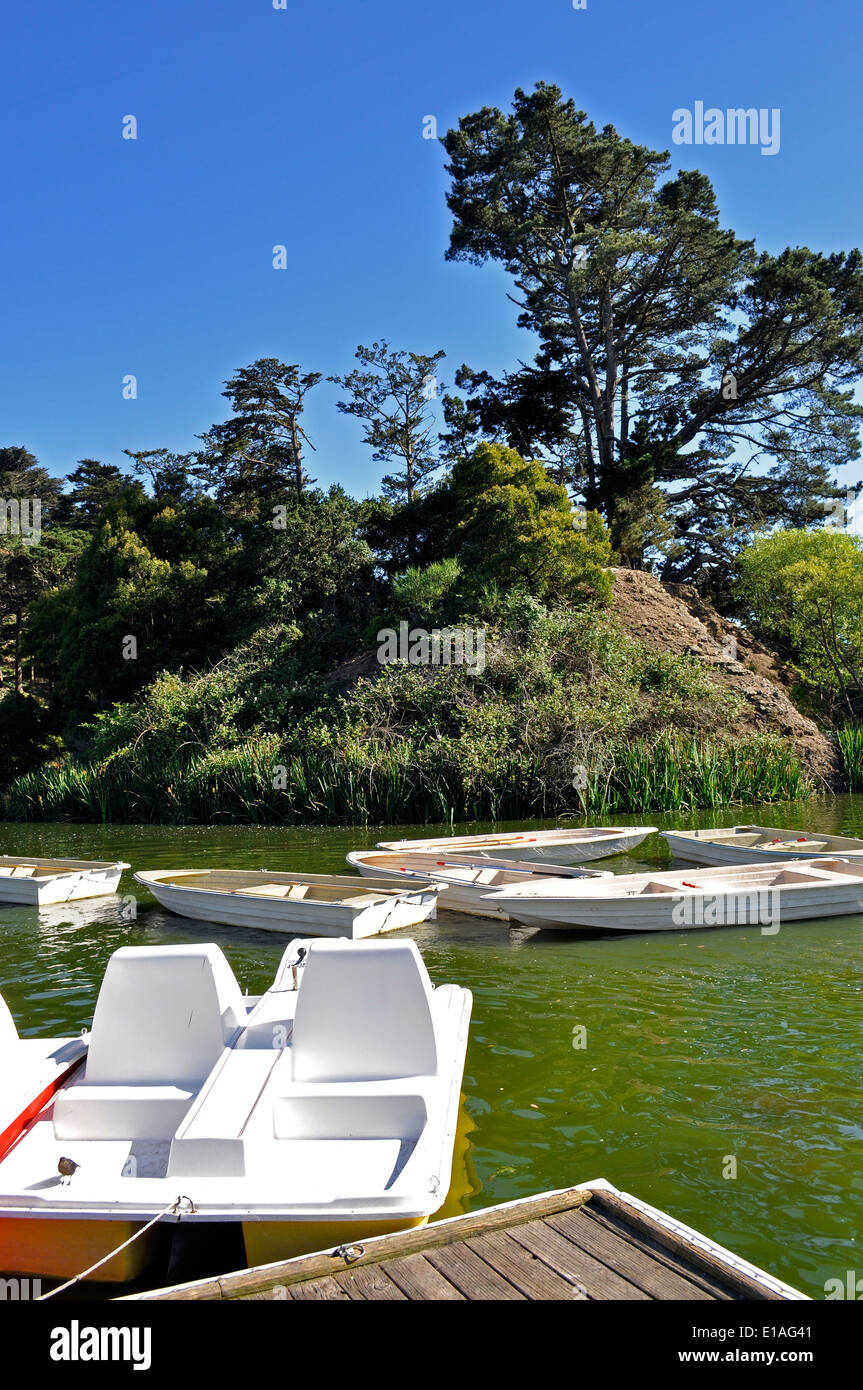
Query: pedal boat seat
xmin=52 ymin=945 xmax=246 ymax=1141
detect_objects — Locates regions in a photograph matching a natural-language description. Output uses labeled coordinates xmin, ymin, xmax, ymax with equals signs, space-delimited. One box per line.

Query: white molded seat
xmin=290 ymin=939 xmax=439 ymax=1083
xmin=53 ymin=945 xmax=246 ymax=1140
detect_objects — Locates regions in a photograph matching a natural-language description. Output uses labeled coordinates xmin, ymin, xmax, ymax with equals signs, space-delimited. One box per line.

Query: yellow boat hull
xmin=0 ymin=1217 xmax=161 ymax=1283
xmin=242 ymin=1215 xmax=427 ymax=1269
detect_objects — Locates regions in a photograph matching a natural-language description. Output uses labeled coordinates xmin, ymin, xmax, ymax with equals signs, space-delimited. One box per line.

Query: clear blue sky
xmin=1 ymin=0 xmax=861 ymax=497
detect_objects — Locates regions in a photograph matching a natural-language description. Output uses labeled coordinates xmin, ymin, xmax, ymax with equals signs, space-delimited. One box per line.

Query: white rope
xmin=37 ymin=1197 xmax=189 ymax=1299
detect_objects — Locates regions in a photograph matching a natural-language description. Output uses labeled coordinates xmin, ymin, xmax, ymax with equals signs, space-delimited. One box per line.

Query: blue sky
xmin=1 ymin=0 xmax=861 ymax=497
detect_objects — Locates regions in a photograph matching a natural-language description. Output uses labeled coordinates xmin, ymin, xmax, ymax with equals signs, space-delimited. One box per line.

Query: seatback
xmin=84 ymin=945 xmax=245 ymax=1087
xmin=290 ymin=939 xmax=438 ymax=1083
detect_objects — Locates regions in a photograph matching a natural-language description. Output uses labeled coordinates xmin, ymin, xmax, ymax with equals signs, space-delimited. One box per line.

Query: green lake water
xmin=2 ymin=799 xmax=862 ymax=1298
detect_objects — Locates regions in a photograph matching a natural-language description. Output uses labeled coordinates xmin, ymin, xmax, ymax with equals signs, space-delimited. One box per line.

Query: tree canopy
xmin=736 ymin=528 xmax=863 ymax=714
xmin=442 ymin=82 xmax=862 ymax=589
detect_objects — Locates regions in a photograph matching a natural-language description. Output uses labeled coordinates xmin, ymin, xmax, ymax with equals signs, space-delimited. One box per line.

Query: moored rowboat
xmin=346 ymin=849 xmax=612 ymax=919
xmin=0 ymin=857 xmax=130 ymax=906
xmin=663 ymin=825 xmax=863 ymax=865
xmin=376 ymin=825 xmax=657 ymax=865
xmin=135 ymin=869 xmax=440 ymax=939
xmin=483 ymin=858 xmax=863 ymax=932
xmin=0 ymin=938 xmax=472 ymax=1281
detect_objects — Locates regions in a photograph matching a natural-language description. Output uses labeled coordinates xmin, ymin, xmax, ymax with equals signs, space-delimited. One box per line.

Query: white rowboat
xmin=135 ymin=869 xmax=440 ymax=939
xmin=663 ymin=825 xmax=863 ymax=866
xmin=0 ymin=857 xmax=130 ymax=906
xmin=0 ymin=938 xmax=472 ymax=1281
xmin=483 ymin=858 xmax=863 ymax=932
xmin=346 ymin=850 xmax=612 ymax=919
xmin=376 ymin=825 xmax=657 ymax=865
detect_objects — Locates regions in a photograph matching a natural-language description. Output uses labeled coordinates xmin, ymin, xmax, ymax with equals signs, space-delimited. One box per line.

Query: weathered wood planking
xmin=125 ymin=1184 xmax=802 ymax=1302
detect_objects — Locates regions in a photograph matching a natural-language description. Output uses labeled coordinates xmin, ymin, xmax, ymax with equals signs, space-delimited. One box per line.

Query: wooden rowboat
xmin=0 ymin=857 xmax=130 ymax=906
xmin=135 ymin=869 xmax=440 ymax=939
xmin=376 ymin=826 xmax=657 ymax=865
xmin=663 ymin=824 xmax=863 ymax=865
xmin=483 ymin=858 xmax=863 ymax=932
xmin=346 ymin=849 xmax=611 ymax=919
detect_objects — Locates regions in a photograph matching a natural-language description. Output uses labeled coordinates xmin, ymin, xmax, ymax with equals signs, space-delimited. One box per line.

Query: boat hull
xmin=490 ymin=883 xmax=863 ymax=931
xmin=377 ymin=828 xmax=655 ymax=865
xmin=663 ymin=830 xmax=863 ymax=866
xmin=347 ymin=852 xmax=609 ymax=919
xmin=0 ymin=1215 xmax=161 ymax=1282
xmin=0 ymin=863 xmax=127 ymax=906
xmin=141 ymin=879 xmax=438 ymax=939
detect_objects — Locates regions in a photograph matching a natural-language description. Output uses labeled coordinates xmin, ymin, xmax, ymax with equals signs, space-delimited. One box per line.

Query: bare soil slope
xmin=611 ymin=568 xmax=840 ymax=786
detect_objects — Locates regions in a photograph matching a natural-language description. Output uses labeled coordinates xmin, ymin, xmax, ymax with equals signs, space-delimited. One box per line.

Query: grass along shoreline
xmin=6 ymin=733 xmax=812 ymax=825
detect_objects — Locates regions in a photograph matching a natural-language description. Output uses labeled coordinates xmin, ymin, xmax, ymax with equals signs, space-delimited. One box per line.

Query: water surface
xmin=1 ymin=799 xmax=861 ymax=1297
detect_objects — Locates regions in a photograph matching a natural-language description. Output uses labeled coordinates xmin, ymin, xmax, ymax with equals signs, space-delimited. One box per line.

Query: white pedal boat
xmin=663 ymin=825 xmax=863 ymax=866
xmin=483 ymin=858 xmax=863 ymax=932
xmin=376 ymin=825 xmax=657 ymax=865
xmin=0 ymin=857 xmax=130 ymax=906
xmin=0 ymin=938 xmax=472 ymax=1282
xmin=346 ymin=850 xmax=612 ymax=919
xmin=135 ymin=869 xmax=441 ymax=939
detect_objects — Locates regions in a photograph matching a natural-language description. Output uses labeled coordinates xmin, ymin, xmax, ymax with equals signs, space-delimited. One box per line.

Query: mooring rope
xmin=37 ymin=1195 xmax=193 ymax=1299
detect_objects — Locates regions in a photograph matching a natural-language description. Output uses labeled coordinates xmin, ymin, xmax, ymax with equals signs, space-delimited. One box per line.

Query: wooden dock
xmin=125 ymin=1181 xmax=807 ymax=1302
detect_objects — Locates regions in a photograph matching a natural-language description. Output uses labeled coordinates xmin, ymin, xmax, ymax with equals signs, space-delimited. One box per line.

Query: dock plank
xmin=584 ymin=1190 xmax=783 ymax=1301
xmin=548 ymin=1208 xmax=715 ymax=1301
xmin=425 ymin=1241 xmax=527 ymax=1300
xmin=288 ymin=1276 xmax=351 ymax=1301
xmin=384 ymin=1253 xmax=466 ymax=1301
xmin=334 ymin=1264 xmax=408 ymax=1301
xmin=506 ymin=1216 xmax=649 ymax=1300
xmin=582 ymin=1207 xmax=738 ymax=1300
xmin=466 ymin=1228 xmax=591 ymax=1300
xmin=122 ymin=1184 xmax=802 ymax=1302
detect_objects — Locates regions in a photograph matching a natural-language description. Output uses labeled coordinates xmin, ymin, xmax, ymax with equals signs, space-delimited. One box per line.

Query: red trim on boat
xmin=0 ymin=1053 xmax=86 ymax=1162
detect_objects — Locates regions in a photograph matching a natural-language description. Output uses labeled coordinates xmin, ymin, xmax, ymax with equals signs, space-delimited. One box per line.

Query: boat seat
xmin=53 ymin=945 xmax=246 ymax=1141
xmin=272 ymin=1092 xmax=428 ymax=1141
xmin=236 ymin=884 xmax=291 ymax=898
xmin=290 ymin=940 xmax=439 ymax=1082
xmin=53 ymin=1085 xmax=197 ymax=1142
xmin=774 ymin=840 xmax=828 ymax=852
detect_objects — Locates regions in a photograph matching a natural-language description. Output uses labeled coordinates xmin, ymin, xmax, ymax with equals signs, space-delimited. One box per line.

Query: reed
xmin=5 ymin=731 xmax=811 ymax=824
xmin=837 ymin=725 xmax=863 ymax=793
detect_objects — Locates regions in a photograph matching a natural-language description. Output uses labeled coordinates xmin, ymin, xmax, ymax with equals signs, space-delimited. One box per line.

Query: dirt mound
xmin=611 ymin=568 xmax=841 ymax=787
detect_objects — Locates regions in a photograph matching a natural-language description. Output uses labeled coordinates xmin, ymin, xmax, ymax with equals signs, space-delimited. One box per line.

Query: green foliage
xmin=445 ymin=443 xmax=613 ymax=602
xmin=391 ymin=560 xmax=462 ymax=624
xmin=0 ymin=693 xmax=63 ymax=788
xmin=331 ymin=342 xmax=446 ymax=504
xmin=837 ymin=725 xmax=863 ymax=791
xmin=736 ymin=528 xmax=863 ymax=713
xmin=7 ymin=603 xmax=805 ymax=823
